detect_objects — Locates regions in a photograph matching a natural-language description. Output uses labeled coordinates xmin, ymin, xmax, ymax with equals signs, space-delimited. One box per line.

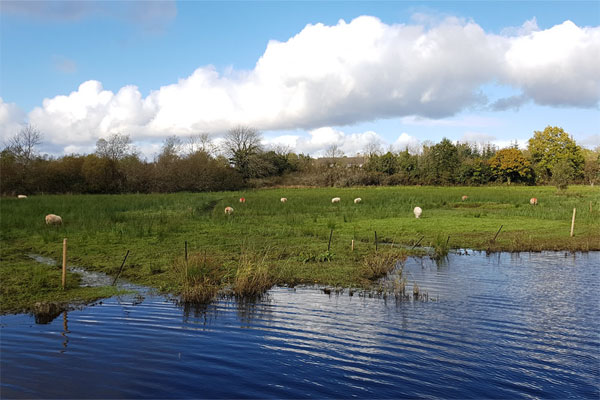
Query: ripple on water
xmin=2 ymin=251 xmax=599 ymax=399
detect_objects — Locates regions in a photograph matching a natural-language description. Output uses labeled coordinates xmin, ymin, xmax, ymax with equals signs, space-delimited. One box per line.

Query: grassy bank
xmin=1 ymin=186 xmax=598 ymax=313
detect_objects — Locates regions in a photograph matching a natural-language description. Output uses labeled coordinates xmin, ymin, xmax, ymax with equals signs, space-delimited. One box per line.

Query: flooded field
xmin=1 ymin=251 xmax=598 ymax=399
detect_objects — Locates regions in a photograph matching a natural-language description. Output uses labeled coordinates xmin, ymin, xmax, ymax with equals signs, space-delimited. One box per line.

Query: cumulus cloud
xmin=393 ymin=133 xmax=421 ymax=153
xmin=489 ymin=94 xmax=530 ymax=111
xmin=502 ymin=20 xmax=600 ymax=107
xmin=0 ymin=98 xmax=26 ymax=141
xmin=263 ymin=127 xmax=386 ymax=157
xmin=24 ymin=16 xmax=600 ymax=151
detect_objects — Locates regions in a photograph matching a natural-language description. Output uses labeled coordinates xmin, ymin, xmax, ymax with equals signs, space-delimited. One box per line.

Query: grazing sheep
xmin=462 ymin=195 xmax=468 ymax=201
xmin=354 ymin=198 xmax=362 ymax=204
xmin=45 ymin=214 xmax=62 ymax=225
xmin=224 ymin=206 xmax=234 ymax=215
xmin=413 ymin=207 xmax=422 ymax=219
xmin=239 ymin=197 xmax=246 ymax=203
xmin=17 ymin=195 xmax=27 ymax=199
xmin=530 ymin=197 xmax=538 ymax=206
xmin=280 ymin=198 xmax=287 ymax=203
xmin=331 ymin=197 xmax=341 ymax=203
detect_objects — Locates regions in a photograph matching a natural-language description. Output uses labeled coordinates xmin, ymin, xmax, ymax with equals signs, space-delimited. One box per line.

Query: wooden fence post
xmin=570 ymin=208 xmax=576 ymax=237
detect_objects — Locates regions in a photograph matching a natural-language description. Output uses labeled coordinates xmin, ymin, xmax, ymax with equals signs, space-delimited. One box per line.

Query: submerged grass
xmin=1 ymin=186 xmax=599 ymax=312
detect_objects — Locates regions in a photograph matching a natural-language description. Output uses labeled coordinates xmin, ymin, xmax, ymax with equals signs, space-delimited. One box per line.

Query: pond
xmin=1 ymin=252 xmax=598 ymax=399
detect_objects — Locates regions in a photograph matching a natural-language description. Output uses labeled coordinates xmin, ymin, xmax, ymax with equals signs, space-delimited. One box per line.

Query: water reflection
xmin=1 ymin=252 xmax=598 ymax=399
xmin=61 ymin=311 xmax=69 ymax=352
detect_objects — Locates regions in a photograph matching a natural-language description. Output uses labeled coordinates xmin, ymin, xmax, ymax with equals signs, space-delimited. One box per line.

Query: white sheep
xmin=45 ymin=214 xmax=62 ymax=225
xmin=331 ymin=197 xmax=341 ymax=203
xmin=17 ymin=195 xmax=27 ymax=199
xmin=413 ymin=207 xmax=422 ymax=219
xmin=224 ymin=206 xmax=234 ymax=215
xmin=280 ymin=198 xmax=288 ymax=203
xmin=354 ymin=198 xmax=362 ymax=204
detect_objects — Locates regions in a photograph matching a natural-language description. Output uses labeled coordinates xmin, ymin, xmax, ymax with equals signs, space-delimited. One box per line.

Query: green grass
xmin=1 ymin=186 xmax=599 ymax=312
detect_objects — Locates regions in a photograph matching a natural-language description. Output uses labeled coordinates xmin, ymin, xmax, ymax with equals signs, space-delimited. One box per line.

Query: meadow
xmin=1 ymin=186 xmax=599 ymax=314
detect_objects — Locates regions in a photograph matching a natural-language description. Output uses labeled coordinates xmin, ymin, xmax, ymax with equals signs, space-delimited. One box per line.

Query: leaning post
xmin=570 ymin=208 xmax=576 ymax=237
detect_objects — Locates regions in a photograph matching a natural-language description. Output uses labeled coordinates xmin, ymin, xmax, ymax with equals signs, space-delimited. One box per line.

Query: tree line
xmin=1 ymin=125 xmax=598 ymax=195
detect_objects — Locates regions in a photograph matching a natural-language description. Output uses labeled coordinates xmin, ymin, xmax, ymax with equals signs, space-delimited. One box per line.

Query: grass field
xmin=1 ymin=186 xmax=599 ymax=314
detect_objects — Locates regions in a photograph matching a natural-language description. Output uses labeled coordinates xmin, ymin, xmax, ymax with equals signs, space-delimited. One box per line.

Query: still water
xmin=1 ymin=252 xmax=599 ymax=399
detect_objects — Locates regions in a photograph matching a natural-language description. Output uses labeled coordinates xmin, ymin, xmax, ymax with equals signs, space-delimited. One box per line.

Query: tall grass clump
xmin=432 ymin=235 xmax=451 ymax=262
xmin=231 ymin=252 xmax=275 ymax=298
xmin=173 ymin=253 xmax=223 ymax=304
xmin=360 ymin=250 xmax=407 ymax=281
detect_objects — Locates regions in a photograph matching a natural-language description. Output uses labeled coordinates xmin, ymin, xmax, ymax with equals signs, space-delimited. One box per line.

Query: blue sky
xmin=1 ymin=1 xmax=599 ymax=158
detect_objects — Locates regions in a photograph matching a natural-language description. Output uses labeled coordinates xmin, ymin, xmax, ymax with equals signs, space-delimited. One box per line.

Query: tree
xmin=528 ymin=126 xmax=585 ymax=182
xmin=6 ymin=124 xmax=42 ymax=164
xmin=185 ymin=133 xmax=216 ymax=156
xmin=489 ymin=148 xmax=533 ymax=184
xmin=423 ymin=138 xmax=459 ymax=184
xmin=583 ymin=148 xmax=600 ymax=186
xmin=223 ymin=126 xmax=265 ymax=180
xmin=95 ymin=133 xmax=133 ymax=161
xmin=551 ymin=159 xmax=574 ymax=190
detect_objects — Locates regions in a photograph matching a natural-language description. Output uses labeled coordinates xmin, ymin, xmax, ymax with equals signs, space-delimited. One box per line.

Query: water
xmin=2 ymin=252 xmax=599 ymax=399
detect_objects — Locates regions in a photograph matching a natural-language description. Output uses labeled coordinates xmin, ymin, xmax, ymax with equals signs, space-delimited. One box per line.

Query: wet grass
xmin=1 ymin=186 xmax=598 ymax=312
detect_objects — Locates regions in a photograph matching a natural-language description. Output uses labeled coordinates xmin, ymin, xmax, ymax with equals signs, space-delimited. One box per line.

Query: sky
xmin=1 ymin=0 xmax=599 ymax=159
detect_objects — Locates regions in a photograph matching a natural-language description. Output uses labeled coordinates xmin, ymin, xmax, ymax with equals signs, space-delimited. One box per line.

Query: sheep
xmin=45 ymin=214 xmax=62 ymax=225
xmin=462 ymin=195 xmax=468 ymax=201
xmin=224 ymin=206 xmax=234 ymax=215
xmin=17 ymin=195 xmax=27 ymax=199
xmin=413 ymin=207 xmax=422 ymax=219
xmin=280 ymin=198 xmax=288 ymax=203
xmin=239 ymin=197 xmax=246 ymax=203
xmin=530 ymin=197 xmax=538 ymax=206
xmin=331 ymin=197 xmax=341 ymax=203
xmin=354 ymin=198 xmax=362 ymax=204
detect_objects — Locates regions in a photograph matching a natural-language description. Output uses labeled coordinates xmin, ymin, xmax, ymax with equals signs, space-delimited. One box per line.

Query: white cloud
xmin=23 ymin=16 xmax=600 ymax=153
xmin=461 ymin=131 xmax=497 ymax=144
xmin=263 ymin=127 xmax=387 ymax=157
xmin=0 ymin=98 xmax=26 ymax=142
xmin=503 ymin=20 xmax=600 ymax=107
xmin=580 ymin=134 xmax=600 ymax=149
xmin=393 ymin=133 xmax=421 ymax=153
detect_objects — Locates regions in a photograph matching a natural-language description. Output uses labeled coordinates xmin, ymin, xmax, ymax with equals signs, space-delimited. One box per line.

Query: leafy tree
xmin=528 ymin=126 xmax=584 ymax=182
xmin=422 ymin=138 xmax=459 ymax=184
xmin=82 ymin=155 xmax=123 ymax=193
xmin=551 ymin=159 xmax=574 ymax=190
xmin=582 ymin=148 xmax=600 ymax=186
xmin=489 ymin=148 xmax=533 ymax=184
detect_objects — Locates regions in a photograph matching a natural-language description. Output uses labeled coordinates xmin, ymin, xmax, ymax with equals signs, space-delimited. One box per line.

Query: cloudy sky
xmin=1 ymin=1 xmax=599 ymax=159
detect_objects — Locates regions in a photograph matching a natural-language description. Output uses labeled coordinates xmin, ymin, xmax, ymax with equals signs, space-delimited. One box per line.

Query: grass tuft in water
xmin=173 ymin=253 xmax=223 ymax=304
xmin=360 ymin=250 xmax=407 ymax=281
xmin=231 ymin=252 xmax=275 ymax=298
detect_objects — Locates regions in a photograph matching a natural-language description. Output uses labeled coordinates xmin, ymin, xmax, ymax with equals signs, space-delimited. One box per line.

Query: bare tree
xmin=95 ymin=133 xmax=133 ymax=161
xmin=364 ymin=139 xmax=383 ymax=158
xmin=223 ymin=126 xmax=264 ymax=180
xmin=325 ymin=144 xmax=344 ymax=161
xmin=186 ymin=133 xmax=216 ymax=156
xmin=7 ymin=124 xmax=42 ymax=163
